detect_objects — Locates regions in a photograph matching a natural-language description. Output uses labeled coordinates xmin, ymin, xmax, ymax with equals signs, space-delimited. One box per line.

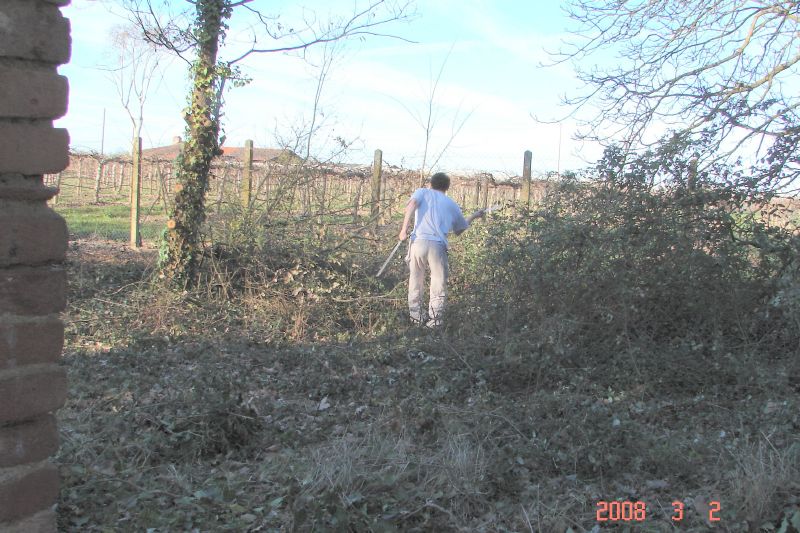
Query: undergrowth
xmin=57 ymin=139 xmax=799 ymax=532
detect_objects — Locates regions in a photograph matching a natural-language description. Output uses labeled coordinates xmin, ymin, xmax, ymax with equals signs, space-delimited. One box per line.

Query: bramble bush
xmin=450 ymin=134 xmax=799 ymax=394
xmin=57 ymin=134 xmax=798 ymax=531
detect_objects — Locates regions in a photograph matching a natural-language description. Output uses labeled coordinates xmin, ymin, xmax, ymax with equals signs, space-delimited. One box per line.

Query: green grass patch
xmin=55 ymin=203 xmax=165 ymax=242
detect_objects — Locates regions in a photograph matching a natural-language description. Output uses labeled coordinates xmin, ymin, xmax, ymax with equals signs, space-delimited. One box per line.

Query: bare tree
xmin=122 ymin=0 xmax=415 ymax=287
xmin=395 ymin=47 xmax=473 ymax=187
xmin=107 ymin=23 xmax=164 ymax=141
xmin=554 ymin=0 xmax=800 ymax=190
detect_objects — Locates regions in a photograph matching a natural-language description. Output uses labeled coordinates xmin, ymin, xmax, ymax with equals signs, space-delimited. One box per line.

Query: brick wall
xmin=0 ymin=0 xmax=71 ymax=531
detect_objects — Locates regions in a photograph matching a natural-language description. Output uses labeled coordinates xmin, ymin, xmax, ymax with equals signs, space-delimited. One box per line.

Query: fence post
xmin=353 ymin=177 xmax=363 ymax=222
xmin=521 ymin=150 xmax=532 ymax=208
xmin=94 ymin=159 xmax=104 ymax=204
xmin=130 ymin=137 xmax=142 ymax=248
xmin=53 ymin=172 xmax=62 ymax=205
xmin=241 ymin=139 xmax=253 ymax=209
xmin=318 ymin=169 xmax=328 ymax=226
xmin=371 ymin=149 xmax=382 ymax=225
xmin=215 ymin=165 xmax=225 ymax=213
xmin=473 ymin=176 xmax=481 ymax=209
xmin=380 ymin=169 xmax=388 ymax=224
xmin=687 ymin=157 xmax=698 ymax=191
xmin=117 ymin=163 xmax=126 ymax=194
xmin=77 ymin=157 xmax=83 ymax=202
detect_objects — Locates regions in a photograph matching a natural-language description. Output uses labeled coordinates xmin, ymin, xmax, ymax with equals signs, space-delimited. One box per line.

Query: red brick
xmin=0 ymin=462 xmax=59 ymax=523
xmin=0 ymin=317 xmax=64 ymax=370
xmin=0 ymin=508 xmax=56 ymax=533
xmin=0 ymin=124 xmax=69 ymax=175
xmin=0 ymin=1 xmax=71 ymax=64
xmin=0 ymin=174 xmax=57 ymax=203
xmin=0 ymin=65 xmax=68 ymax=119
xmin=0 ymin=204 xmax=67 ymax=267
xmin=0 ymin=508 xmax=57 ymax=533
xmin=0 ymin=265 xmax=66 ymax=316
xmin=0 ymin=415 xmax=58 ymax=468
xmin=0 ymin=366 xmax=66 ymax=424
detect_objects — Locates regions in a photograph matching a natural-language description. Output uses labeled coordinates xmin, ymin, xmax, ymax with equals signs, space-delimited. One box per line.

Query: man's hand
xmin=467 ymin=209 xmax=486 ymax=224
xmin=399 ymin=198 xmax=417 ymax=242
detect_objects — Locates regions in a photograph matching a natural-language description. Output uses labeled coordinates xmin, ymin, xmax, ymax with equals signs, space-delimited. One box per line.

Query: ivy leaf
xmin=791 ymin=510 xmax=800 ymax=530
xmin=270 ymin=496 xmax=284 ymax=508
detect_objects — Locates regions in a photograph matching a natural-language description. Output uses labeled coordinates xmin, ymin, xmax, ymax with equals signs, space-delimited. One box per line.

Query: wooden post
xmin=353 ymin=177 xmax=363 ymax=222
xmin=473 ymin=176 xmax=481 ymax=209
xmin=217 ymin=165 xmax=228 ymax=213
xmin=318 ymin=170 xmax=328 ymax=225
xmin=130 ymin=137 xmax=142 ymax=248
xmin=481 ymin=175 xmax=489 ymax=209
xmin=687 ymin=157 xmax=698 ymax=191
xmin=167 ymin=165 xmax=173 ymax=197
xmin=241 ymin=139 xmax=253 ymax=209
xmin=94 ymin=158 xmax=103 ymax=203
xmin=77 ymin=157 xmax=83 ymax=202
xmin=371 ymin=149 xmax=382 ymax=225
xmin=53 ymin=172 xmax=62 ymax=205
xmin=380 ymin=171 xmax=387 ymax=223
xmin=156 ymin=164 xmax=169 ymax=214
xmin=116 ymin=163 xmax=126 ymax=194
xmin=521 ymin=150 xmax=532 ymax=208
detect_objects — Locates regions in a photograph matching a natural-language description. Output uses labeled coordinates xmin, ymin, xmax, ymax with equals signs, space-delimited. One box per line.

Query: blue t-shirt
xmin=410 ymin=188 xmax=468 ymax=248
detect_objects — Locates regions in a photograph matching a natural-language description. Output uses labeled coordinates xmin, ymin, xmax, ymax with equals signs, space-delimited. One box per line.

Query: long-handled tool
xmin=375 ymin=240 xmax=403 ymax=278
xmin=376 ymin=205 xmax=503 ymax=278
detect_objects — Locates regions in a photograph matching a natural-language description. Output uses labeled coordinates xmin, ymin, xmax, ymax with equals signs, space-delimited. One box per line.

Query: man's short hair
xmin=430 ymin=172 xmax=450 ymax=191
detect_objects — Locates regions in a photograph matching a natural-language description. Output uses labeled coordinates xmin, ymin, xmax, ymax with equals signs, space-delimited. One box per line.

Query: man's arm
xmin=453 ymin=208 xmax=485 ymax=236
xmin=398 ymin=198 xmax=417 ymax=241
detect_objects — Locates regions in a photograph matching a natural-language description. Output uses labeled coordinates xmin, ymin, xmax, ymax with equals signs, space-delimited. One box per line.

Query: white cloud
xmin=57 ymin=0 xmax=602 ymax=171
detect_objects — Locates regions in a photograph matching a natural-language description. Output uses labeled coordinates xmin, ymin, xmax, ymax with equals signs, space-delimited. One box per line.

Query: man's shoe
xmin=425 ymin=319 xmax=442 ymax=329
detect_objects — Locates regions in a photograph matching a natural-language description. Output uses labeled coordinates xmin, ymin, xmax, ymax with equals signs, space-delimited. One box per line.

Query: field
xmin=53 ymin=178 xmax=800 ymax=532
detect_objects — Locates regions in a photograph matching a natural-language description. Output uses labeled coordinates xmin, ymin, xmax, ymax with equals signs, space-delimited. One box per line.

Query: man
xmin=398 ymin=172 xmax=485 ymax=327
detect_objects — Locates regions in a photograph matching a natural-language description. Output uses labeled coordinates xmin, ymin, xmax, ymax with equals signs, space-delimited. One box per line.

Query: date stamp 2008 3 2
xmin=596 ymin=500 xmax=721 ymax=523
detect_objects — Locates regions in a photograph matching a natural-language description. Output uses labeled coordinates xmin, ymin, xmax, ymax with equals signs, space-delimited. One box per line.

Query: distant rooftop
xmin=141 ymin=140 xmax=297 ymax=163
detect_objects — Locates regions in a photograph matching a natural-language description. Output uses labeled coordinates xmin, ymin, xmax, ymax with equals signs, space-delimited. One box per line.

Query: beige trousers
xmin=407 ymin=238 xmax=448 ymax=325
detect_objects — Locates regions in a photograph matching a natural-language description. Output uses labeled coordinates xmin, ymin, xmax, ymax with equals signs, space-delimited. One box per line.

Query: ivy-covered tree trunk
xmin=161 ymin=0 xmax=229 ymax=287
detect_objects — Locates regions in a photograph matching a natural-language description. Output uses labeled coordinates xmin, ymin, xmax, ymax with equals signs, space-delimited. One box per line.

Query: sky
xmin=56 ymin=0 xmax=604 ymax=176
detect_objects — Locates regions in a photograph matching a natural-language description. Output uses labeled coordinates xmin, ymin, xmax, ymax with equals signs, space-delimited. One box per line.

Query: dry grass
xmin=56 ymin=184 xmax=800 ymax=532
xmin=728 ymin=436 xmax=800 ymax=526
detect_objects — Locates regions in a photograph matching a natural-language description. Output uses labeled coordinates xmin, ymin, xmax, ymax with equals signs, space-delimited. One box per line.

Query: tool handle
xmin=376 ymin=240 xmax=402 ymax=278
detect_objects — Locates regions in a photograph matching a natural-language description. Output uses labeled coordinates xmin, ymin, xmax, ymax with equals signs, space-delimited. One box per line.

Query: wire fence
xmin=44 ymin=147 xmax=551 ymax=223
xmin=44 ymin=145 xmax=798 ymax=246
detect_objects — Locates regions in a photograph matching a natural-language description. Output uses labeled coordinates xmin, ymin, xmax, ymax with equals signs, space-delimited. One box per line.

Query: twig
xmin=521 ymin=504 xmax=535 ymax=533
xmin=332 ymin=295 xmax=404 ymax=303
xmin=106 ymin=279 xmax=148 ymax=296
xmin=442 ymin=340 xmax=473 ymax=372
xmin=400 ymin=500 xmax=462 ymax=527
xmin=441 ymin=405 xmax=528 ymax=440
xmin=91 ymin=297 xmax=134 ymax=308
